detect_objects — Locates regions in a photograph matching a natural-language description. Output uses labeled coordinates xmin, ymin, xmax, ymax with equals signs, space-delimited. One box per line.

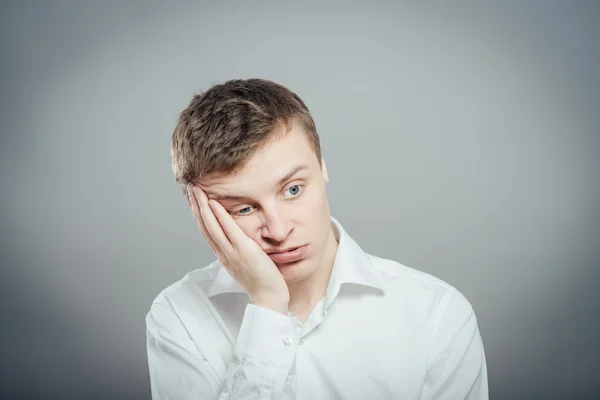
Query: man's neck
xmin=287 ymin=227 xmax=339 ymax=321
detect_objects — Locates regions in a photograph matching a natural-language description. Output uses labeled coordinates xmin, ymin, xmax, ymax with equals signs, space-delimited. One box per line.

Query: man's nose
xmin=260 ymin=206 xmax=292 ymax=242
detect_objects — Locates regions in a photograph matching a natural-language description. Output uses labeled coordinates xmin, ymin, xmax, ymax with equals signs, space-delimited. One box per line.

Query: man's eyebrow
xmin=207 ymin=193 xmax=252 ymax=202
xmin=277 ymin=164 xmax=310 ymax=187
xmin=206 ymin=164 xmax=310 ymax=202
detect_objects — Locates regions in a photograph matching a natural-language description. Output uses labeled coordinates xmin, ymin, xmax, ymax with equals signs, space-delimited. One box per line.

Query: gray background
xmin=1 ymin=1 xmax=598 ymax=399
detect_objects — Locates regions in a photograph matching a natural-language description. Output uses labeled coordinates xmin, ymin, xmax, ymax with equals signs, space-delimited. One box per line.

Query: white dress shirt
xmin=146 ymin=217 xmax=488 ymax=399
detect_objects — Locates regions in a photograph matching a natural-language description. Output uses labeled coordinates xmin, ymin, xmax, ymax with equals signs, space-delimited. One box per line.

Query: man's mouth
xmin=267 ymin=246 xmax=301 ymax=254
xmin=267 ymin=245 xmax=308 ymax=263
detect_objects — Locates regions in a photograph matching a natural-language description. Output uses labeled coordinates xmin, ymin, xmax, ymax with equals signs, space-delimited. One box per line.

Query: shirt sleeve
xmin=420 ymin=288 xmax=489 ymax=400
xmin=146 ymin=300 xmax=298 ymax=400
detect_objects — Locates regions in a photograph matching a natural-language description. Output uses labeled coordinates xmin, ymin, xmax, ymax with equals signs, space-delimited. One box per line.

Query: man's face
xmin=196 ymin=123 xmax=333 ymax=283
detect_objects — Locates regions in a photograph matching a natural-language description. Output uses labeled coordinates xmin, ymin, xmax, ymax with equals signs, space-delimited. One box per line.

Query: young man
xmin=146 ymin=79 xmax=489 ymax=399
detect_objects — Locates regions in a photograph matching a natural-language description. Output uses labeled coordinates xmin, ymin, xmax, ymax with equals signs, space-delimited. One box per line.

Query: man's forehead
xmin=198 ymin=163 xmax=312 ymax=200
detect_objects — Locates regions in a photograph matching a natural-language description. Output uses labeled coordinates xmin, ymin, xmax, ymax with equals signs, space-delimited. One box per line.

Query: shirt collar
xmin=206 ymin=216 xmax=389 ymax=298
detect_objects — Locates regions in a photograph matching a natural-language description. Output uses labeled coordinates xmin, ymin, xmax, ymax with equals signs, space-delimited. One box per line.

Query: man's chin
xmin=276 ymin=257 xmax=306 ymax=269
xmin=276 ymin=256 xmax=314 ymax=279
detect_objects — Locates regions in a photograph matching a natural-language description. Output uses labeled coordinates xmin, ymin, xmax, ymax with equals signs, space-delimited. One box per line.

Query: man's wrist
xmin=250 ymin=295 xmax=289 ymax=315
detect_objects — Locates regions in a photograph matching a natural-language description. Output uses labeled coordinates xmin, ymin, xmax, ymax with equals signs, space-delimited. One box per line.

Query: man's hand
xmin=188 ymin=184 xmax=290 ymax=315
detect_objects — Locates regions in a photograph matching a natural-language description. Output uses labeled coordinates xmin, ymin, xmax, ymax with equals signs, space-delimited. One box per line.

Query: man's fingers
xmin=208 ymin=199 xmax=249 ymax=248
xmin=188 ymin=185 xmax=221 ymax=254
xmin=192 ymin=186 xmax=234 ymax=254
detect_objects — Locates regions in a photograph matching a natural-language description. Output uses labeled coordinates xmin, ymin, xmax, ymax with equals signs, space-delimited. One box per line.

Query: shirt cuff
xmin=235 ymin=303 xmax=299 ymax=371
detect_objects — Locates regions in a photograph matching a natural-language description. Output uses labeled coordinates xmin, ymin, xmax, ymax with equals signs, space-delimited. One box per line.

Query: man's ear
xmin=321 ymin=157 xmax=329 ymax=183
xmin=186 ymin=191 xmax=192 ymax=208
xmin=185 ymin=185 xmax=193 ymax=208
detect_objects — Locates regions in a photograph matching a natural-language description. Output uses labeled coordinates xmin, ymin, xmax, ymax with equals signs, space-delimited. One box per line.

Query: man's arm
xmin=146 ymin=300 xmax=298 ymax=400
xmin=420 ymin=288 xmax=489 ymax=400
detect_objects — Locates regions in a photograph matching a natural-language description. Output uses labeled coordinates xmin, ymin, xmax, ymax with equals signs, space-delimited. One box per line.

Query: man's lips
xmin=267 ymin=245 xmax=308 ymax=263
xmin=266 ymin=246 xmax=302 ymax=254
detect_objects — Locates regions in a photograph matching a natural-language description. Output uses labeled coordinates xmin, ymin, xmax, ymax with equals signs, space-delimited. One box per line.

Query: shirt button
xmin=282 ymin=337 xmax=293 ymax=346
xmin=299 ymin=337 xmax=305 ymax=345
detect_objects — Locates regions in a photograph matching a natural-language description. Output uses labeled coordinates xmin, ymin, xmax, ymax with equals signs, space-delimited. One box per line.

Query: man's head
xmin=171 ymin=79 xmax=337 ymax=284
xmin=171 ymin=79 xmax=322 ymax=191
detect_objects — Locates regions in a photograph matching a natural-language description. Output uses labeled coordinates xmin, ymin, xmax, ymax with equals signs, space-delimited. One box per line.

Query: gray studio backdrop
xmin=1 ymin=1 xmax=598 ymax=399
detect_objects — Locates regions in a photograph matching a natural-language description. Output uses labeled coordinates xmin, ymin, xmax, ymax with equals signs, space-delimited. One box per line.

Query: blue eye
xmin=285 ymin=185 xmax=302 ymax=197
xmin=231 ymin=186 xmax=303 ymax=216
xmin=237 ymin=206 xmax=253 ymax=215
